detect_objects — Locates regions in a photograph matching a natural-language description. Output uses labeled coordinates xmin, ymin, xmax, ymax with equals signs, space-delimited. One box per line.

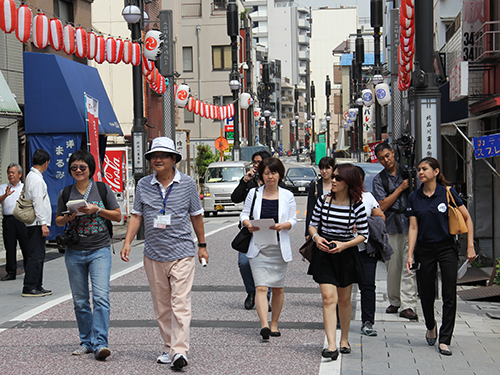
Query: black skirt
xmin=307 ymin=235 xmax=366 ymax=288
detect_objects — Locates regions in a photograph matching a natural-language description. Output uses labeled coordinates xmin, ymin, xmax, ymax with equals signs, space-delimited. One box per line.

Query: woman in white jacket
xmin=240 ymin=157 xmax=297 ymax=341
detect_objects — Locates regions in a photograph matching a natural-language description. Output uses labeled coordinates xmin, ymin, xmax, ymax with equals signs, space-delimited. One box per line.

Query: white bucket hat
xmin=144 ymin=137 xmax=182 ymax=163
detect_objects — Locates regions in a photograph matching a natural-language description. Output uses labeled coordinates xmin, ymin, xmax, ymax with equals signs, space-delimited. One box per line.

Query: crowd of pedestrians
xmin=0 ymin=137 xmax=475 ymax=369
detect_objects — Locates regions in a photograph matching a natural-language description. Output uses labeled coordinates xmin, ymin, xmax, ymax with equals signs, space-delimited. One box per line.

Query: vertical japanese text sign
xmin=85 ymin=93 xmax=102 ymax=181
xmin=160 ymin=10 xmax=174 ymax=77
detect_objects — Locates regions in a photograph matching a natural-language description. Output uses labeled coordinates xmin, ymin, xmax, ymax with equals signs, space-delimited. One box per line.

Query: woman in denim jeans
xmin=55 ymin=150 xmax=121 ymax=360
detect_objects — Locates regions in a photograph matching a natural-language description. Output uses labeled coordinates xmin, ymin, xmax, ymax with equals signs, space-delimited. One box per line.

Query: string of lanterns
xmin=0 ymin=0 xmax=166 ymax=94
xmin=398 ymin=0 xmax=414 ymax=91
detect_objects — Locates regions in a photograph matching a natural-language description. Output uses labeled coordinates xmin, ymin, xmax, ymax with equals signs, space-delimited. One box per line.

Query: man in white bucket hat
xmin=121 ymin=137 xmax=208 ymax=370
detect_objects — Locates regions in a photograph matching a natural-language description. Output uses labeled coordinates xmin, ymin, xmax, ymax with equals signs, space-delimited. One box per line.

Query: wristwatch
xmin=198 ymin=243 xmax=207 ymax=248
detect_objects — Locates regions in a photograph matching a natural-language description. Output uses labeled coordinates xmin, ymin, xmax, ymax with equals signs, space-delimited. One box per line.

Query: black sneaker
xmin=244 ymin=292 xmax=255 ymax=310
xmin=22 ymin=288 xmax=46 ymax=297
xmin=38 ymin=287 xmax=52 ymax=296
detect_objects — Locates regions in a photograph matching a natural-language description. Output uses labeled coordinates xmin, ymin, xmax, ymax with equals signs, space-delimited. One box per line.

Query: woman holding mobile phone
xmin=406 ymin=157 xmax=475 ymax=356
xmin=308 ymin=163 xmax=368 ymax=360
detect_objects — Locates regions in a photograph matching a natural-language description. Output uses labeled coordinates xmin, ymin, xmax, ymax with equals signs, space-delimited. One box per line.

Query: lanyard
xmin=83 ymin=180 xmax=93 ymax=202
xmin=157 ymin=183 xmax=174 ymax=215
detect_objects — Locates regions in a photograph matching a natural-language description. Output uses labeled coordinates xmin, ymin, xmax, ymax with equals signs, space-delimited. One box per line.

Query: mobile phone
xmin=410 ymin=262 xmax=421 ymax=271
xmin=328 ymin=242 xmax=337 ymax=250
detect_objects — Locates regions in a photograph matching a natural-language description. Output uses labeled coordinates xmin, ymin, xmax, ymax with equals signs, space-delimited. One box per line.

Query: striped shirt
xmin=131 ymin=169 xmax=203 ymax=262
xmin=310 ymin=196 xmax=369 ymax=240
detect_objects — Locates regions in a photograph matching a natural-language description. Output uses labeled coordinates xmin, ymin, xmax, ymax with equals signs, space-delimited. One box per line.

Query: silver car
xmin=202 ymin=161 xmax=250 ymax=217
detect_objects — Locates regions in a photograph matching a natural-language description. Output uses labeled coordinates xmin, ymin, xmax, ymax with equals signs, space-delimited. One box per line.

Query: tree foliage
xmin=194 ymin=144 xmax=218 ymax=180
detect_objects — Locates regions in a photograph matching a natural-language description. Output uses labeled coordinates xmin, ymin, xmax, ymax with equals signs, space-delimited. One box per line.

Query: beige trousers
xmin=385 ymin=233 xmax=417 ymax=311
xmin=144 ymin=255 xmax=195 ymax=357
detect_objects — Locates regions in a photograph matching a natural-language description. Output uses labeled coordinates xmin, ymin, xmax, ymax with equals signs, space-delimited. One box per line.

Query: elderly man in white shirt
xmin=0 ymin=163 xmax=29 ymax=281
xmin=22 ymin=149 xmax=52 ymax=297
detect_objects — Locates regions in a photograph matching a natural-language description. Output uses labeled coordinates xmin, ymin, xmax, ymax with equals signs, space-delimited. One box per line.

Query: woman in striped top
xmin=308 ymin=163 xmax=369 ymax=360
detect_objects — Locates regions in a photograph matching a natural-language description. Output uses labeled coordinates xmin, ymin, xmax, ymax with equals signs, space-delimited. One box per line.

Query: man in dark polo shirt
xmin=373 ymin=143 xmax=418 ymax=321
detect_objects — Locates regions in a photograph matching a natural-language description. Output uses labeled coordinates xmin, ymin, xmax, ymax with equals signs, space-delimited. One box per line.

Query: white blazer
xmin=239 ymin=186 xmax=297 ymax=262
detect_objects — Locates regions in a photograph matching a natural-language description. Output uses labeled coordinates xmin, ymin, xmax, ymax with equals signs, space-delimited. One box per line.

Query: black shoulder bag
xmin=231 ymin=189 xmax=258 ymax=253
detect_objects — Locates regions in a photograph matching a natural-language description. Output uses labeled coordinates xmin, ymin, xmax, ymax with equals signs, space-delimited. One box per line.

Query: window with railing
xmin=211 ymin=1 xmax=228 ymax=16
xmin=181 ymin=3 xmax=202 ymax=18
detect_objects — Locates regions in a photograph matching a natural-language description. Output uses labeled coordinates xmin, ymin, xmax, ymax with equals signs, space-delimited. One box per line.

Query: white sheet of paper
xmin=250 ymin=219 xmax=278 ymax=246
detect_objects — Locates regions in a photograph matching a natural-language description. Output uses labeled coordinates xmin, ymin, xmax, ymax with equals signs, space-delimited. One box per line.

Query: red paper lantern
xmin=0 ymin=0 xmax=17 ymax=33
xmin=49 ymin=18 xmax=63 ymax=51
xmin=87 ymin=31 xmax=97 ymax=59
xmin=401 ymin=25 xmax=414 ymax=38
xmin=199 ymin=101 xmax=205 ymax=118
xmin=114 ymin=38 xmax=123 ymax=64
xmin=105 ymin=37 xmax=116 ymax=63
xmin=142 ymin=54 xmax=154 ymax=73
xmin=63 ymin=24 xmax=75 ymax=55
xmin=131 ymin=42 xmax=141 ymax=66
xmin=228 ymin=103 xmax=235 ymax=118
xmin=194 ymin=99 xmax=201 ymax=115
xmin=122 ymin=40 xmax=132 ymax=64
xmin=209 ymin=104 xmax=216 ymax=120
xmin=400 ymin=10 xmax=414 ymax=29
xmin=32 ymin=13 xmax=49 ymax=49
xmin=15 ymin=5 xmax=32 ymax=43
xmin=186 ymin=96 xmax=194 ymax=112
xmin=204 ymin=103 xmax=210 ymax=119
xmin=94 ymin=35 xmax=106 ymax=64
xmin=75 ymin=27 xmax=87 ymax=59
xmin=159 ymin=76 xmax=166 ymax=94
xmin=399 ymin=33 xmax=414 ymax=47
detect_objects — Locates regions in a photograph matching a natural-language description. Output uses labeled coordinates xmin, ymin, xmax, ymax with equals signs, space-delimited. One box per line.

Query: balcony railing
xmin=473 ymin=20 xmax=500 ymax=62
xmin=181 ymin=3 xmax=202 ymax=18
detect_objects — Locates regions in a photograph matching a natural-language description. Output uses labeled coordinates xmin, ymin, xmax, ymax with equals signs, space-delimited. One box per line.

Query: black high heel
xmin=260 ymin=327 xmax=271 ymax=341
xmin=321 ymin=348 xmax=339 ymax=360
xmin=339 ymin=342 xmax=351 ymax=354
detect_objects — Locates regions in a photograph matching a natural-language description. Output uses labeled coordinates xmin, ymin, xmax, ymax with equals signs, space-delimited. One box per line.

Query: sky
xmin=294 ymin=0 xmax=371 ymax=19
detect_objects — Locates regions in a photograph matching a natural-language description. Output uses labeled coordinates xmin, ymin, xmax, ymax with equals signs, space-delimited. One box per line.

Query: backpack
xmin=62 ymin=181 xmax=113 ymax=239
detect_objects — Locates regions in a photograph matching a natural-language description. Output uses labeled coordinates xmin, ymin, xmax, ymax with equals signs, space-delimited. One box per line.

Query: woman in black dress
xmin=308 ymin=163 xmax=368 ymax=360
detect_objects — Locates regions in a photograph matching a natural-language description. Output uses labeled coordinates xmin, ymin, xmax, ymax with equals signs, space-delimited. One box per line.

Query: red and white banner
xmin=103 ymin=150 xmax=124 ymax=192
xmin=367 ymin=141 xmax=383 ymax=163
xmin=85 ymin=94 xmax=102 ymax=181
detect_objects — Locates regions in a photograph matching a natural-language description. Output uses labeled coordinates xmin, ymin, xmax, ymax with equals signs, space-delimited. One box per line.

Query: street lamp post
xmin=123 ymin=1 xmax=147 ymax=240
xmin=355 ymin=29 xmax=364 ymax=162
xmin=310 ymin=80 xmax=315 ymax=161
xmin=371 ymin=0 xmax=383 ymax=141
xmin=294 ymin=85 xmax=300 ymax=162
xmin=325 ymin=76 xmax=331 ymax=157
xmin=227 ymin=1 xmax=241 ymax=161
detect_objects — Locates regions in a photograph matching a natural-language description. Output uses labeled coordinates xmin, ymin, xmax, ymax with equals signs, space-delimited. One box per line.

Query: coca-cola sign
xmin=103 ymin=150 xmax=124 ymax=192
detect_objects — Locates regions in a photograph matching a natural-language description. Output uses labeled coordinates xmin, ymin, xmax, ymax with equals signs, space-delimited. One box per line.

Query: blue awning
xmin=23 ymin=52 xmax=123 ymax=136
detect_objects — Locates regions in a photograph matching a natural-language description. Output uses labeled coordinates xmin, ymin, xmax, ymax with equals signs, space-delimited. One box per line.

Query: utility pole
xmin=244 ymin=14 xmax=253 ymax=146
xmin=262 ymin=62 xmax=271 ymax=148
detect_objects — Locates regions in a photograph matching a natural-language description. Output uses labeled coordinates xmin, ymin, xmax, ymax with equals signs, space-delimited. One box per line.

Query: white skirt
xmin=249 ymin=243 xmax=288 ymax=288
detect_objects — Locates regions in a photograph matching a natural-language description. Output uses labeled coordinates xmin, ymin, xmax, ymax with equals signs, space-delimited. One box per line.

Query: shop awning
xmin=23 ymin=52 xmax=123 ymax=136
xmin=0 ymin=70 xmax=22 ymax=117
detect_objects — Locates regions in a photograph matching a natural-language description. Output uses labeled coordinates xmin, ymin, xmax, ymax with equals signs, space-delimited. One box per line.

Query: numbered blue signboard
xmin=473 ymin=133 xmax=500 ymax=159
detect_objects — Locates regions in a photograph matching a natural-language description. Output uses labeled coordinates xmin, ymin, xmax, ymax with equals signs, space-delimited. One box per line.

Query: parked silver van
xmin=203 ymin=161 xmax=250 ymax=217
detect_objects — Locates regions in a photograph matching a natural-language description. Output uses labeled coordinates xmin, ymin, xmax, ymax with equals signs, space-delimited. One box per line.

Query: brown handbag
xmin=299 ymin=196 xmax=327 ymax=262
xmin=446 ymin=187 xmax=468 ymax=235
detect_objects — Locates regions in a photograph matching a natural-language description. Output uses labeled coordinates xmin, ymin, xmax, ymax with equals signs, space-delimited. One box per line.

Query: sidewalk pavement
xmin=0 ymin=222 xmax=499 ymax=375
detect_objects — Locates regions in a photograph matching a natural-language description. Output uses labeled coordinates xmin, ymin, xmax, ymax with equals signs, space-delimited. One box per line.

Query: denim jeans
xmin=359 ymin=250 xmax=378 ymax=324
xmin=65 ymin=246 xmax=112 ymax=354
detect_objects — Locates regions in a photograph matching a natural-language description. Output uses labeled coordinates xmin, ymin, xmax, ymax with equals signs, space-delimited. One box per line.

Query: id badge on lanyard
xmin=153 ymin=184 xmax=173 ymax=229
